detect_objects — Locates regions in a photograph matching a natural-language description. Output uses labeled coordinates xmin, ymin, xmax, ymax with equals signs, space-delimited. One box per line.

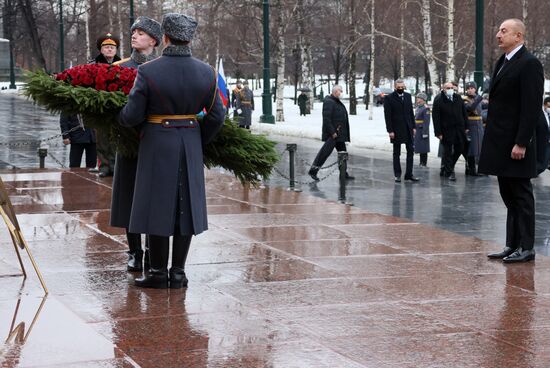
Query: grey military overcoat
xmin=119 ymin=47 xmax=225 ymax=236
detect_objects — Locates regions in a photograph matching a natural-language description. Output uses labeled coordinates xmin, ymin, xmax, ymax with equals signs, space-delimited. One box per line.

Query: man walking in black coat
xmin=432 ymin=82 xmax=468 ymax=181
xmin=480 ymin=19 xmax=544 ymax=263
xmin=308 ymin=85 xmax=353 ymax=181
xmin=384 ymin=79 xmax=419 ymax=183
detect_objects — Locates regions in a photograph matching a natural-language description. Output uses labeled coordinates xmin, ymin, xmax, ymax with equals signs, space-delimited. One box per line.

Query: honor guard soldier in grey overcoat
xmin=119 ymin=13 xmax=225 ymax=288
xmin=463 ymin=81 xmax=485 ymax=176
xmin=414 ymin=93 xmax=431 ymax=166
xmin=236 ymin=80 xmax=254 ymax=129
xmin=110 ymin=16 xmax=161 ymax=272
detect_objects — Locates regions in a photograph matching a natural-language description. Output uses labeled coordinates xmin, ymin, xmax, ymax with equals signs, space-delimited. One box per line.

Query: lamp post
xmin=58 ymin=0 xmax=64 ymax=71
xmin=260 ymin=0 xmax=275 ymax=124
xmin=129 ymin=0 xmax=135 ymax=28
xmin=474 ymin=0 xmax=484 ymax=90
xmin=8 ymin=40 xmax=16 ymax=89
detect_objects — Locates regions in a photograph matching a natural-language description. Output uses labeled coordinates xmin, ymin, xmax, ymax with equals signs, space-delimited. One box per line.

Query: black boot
xmin=126 ymin=231 xmax=143 ymax=272
xmin=134 ymin=235 xmax=169 ymax=289
xmin=169 ymin=234 xmax=192 ymax=289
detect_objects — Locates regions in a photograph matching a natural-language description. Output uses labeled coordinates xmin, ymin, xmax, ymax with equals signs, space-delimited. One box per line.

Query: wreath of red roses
xmin=56 ymin=64 xmax=137 ymax=95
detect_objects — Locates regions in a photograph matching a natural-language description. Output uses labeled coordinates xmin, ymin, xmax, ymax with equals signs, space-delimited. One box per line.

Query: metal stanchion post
xmin=337 ymin=151 xmax=352 ymax=205
xmin=286 ymin=143 xmax=301 ymax=192
xmin=38 ymin=148 xmax=48 ymax=168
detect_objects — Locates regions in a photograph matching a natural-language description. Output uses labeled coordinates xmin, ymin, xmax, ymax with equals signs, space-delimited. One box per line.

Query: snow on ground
xmin=249 ymin=91 xmax=441 ymax=156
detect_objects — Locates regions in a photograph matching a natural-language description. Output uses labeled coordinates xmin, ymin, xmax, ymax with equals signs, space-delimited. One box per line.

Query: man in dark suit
xmin=432 ymin=82 xmax=468 ymax=181
xmin=480 ymin=19 xmax=544 ymax=263
xmin=384 ymin=79 xmax=419 ymax=183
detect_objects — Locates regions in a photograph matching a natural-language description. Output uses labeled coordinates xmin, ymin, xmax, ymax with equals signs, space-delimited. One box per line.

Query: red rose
xmin=107 ymin=83 xmax=119 ymax=92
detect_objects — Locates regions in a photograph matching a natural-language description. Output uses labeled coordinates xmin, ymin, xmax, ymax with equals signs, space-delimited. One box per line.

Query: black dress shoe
xmin=503 ymin=249 xmax=536 ymax=263
xmin=169 ymin=268 xmax=189 ymax=289
xmin=308 ymin=167 xmax=320 ymax=182
xmin=404 ymin=176 xmax=420 ymax=182
xmin=127 ymin=250 xmax=144 ymax=272
xmin=394 ymin=177 xmax=401 ymax=183
xmin=134 ymin=270 xmax=169 ymax=289
xmin=345 ymin=173 xmax=355 ymax=180
xmin=487 ymin=247 xmax=515 ymax=259
xmin=449 ymin=173 xmax=456 ymax=181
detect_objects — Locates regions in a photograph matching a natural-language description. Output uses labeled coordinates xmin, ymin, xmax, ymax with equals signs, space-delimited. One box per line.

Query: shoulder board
xmin=113 ymin=57 xmax=130 ymax=66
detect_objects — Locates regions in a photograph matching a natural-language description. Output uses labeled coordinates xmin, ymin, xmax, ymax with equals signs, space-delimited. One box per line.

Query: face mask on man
xmin=396 ymin=88 xmax=405 ymax=94
xmin=446 ymin=88 xmax=455 ymax=98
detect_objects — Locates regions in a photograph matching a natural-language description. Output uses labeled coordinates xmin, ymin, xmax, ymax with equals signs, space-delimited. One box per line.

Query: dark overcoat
xmin=60 ymin=113 xmax=96 ymax=144
xmin=119 ymin=50 xmax=225 ymax=237
xmin=478 ymin=47 xmax=544 ymax=178
xmin=414 ymin=105 xmax=431 ymax=154
xmin=432 ymin=92 xmax=468 ymax=145
xmin=110 ymin=56 xmax=146 ymax=229
xmin=535 ymin=110 xmax=550 ymax=175
xmin=384 ymin=91 xmax=415 ymax=144
xmin=321 ymin=95 xmax=350 ymax=143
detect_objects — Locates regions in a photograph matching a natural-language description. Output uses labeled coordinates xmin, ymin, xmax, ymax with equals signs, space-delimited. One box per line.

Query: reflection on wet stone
xmin=1 ymin=95 xmax=550 ymax=366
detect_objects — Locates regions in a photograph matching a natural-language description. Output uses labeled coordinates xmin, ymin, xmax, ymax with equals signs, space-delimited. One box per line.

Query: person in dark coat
xmin=298 ymin=91 xmax=308 ymax=116
xmin=110 ymin=16 xmax=162 ymax=272
xmin=432 ymin=82 xmax=468 ymax=181
xmin=463 ymin=81 xmax=485 ymax=176
xmin=535 ymin=109 xmax=550 ymax=174
xmin=60 ymin=113 xmax=97 ymax=168
xmin=414 ymin=93 xmax=430 ymax=167
xmin=481 ymin=19 xmax=544 ymax=263
xmin=384 ymin=80 xmax=419 ymax=182
xmin=236 ymin=81 xmax=254 ymax=129
xmin=308 ymin=85 xmax=354 ymax=181
xmin=119 ymin=13 xmax=225 ymax=288
xmin=92 ymin=33 xmax=121 ymax=177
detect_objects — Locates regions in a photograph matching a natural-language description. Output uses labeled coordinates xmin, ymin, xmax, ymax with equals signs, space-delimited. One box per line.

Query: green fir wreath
xmin=23 ymin=68 xmax=278 ymax=185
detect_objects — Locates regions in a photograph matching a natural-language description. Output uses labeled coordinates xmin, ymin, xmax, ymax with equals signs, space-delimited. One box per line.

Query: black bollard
xmin=38 ymin=148 xmax=48 ymax=169
xmin=338 ymin=151 xmax=347 ymax=203
xmin=286 ymin=143 xmax=297 ymax=190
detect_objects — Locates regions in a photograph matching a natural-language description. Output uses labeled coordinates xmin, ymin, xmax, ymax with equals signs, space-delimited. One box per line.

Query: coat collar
xmin=490 ymin=45 xmax=527 ymax=92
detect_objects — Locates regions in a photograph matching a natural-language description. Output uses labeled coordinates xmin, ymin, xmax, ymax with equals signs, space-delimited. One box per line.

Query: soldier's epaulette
xmin=113 ymin=57 xmax=130 ymax=66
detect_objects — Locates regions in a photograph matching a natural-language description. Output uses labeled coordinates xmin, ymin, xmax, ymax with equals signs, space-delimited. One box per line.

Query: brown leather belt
xmin=148 ymin=114 xmax=197 ymax=124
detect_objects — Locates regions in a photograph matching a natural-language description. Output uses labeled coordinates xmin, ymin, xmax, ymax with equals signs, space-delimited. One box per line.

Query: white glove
xmin=237 ymin=109 xmax=242 ymax=114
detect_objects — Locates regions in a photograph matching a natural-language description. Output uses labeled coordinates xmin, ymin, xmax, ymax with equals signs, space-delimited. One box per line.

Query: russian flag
xmin=217 ymin=58 xmax=229 ymax=107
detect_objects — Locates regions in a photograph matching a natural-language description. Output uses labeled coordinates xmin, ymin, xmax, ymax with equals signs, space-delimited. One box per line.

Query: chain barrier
xmin=47 ymin=151 xmax=68 ymax=169
xmin=272 ymin=164 xmax=340 ymax=185
xmin=271 ymin=144 xmax=341 ymax=186
xmin=0 ymin=125 xmax=82 ymax=149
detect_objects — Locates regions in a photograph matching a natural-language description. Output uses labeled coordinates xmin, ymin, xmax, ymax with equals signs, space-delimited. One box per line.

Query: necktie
xmin=497 ymin=58 xmax=509 ymax=75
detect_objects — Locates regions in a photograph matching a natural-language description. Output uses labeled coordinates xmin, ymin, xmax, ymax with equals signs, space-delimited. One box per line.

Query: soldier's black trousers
xmin=69 ymin=143 xmax=97 ymax=168
xmin=393 ymin=142 xmax=414 ymax=178
xmin=497 ymin=177 xmax=534 ymax=251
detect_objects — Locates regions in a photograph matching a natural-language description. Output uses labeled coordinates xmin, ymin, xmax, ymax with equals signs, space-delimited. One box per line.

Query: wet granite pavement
xmin=1 ymin=95 xmax=550 ymax=367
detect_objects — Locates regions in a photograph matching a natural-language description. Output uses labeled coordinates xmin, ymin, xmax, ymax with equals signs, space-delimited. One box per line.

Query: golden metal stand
xmin=5 ymin=296 xmax=47 ymax=344
xmin=0 ymin=177 xmax=48 ymax=295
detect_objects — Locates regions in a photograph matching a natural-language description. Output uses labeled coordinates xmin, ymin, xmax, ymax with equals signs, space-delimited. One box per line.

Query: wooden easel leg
xmin=19 ymin=233 xmax=48 ymax=295
xmin=10 ymin=233 xmax=27 ymax=279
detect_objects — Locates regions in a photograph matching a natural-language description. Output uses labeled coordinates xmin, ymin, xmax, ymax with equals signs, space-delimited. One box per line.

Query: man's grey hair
xmin=395 ymin=79 xmax=405 ymax=85
xmin=332 ymin=85 xmax=343 ymax=93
